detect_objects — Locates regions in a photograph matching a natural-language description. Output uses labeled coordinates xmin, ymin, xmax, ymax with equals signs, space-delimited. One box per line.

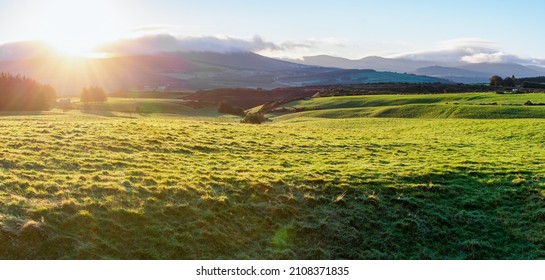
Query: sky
xmin=0 ymin=0 xmax=544 ymax=62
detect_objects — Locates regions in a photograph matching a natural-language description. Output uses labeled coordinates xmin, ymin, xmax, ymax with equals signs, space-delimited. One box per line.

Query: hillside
xmin=269 ymin=92 xmax=545 ymax=121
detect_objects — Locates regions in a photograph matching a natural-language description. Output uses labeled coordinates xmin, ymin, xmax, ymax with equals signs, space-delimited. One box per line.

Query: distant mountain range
xmin=0 ymin=51 xmax=449 ymax=95
xmin=288 ymin=55 xmax=545 ymax=83
xmin=289 ymin=55 xmax=439 ymax=73
xmin=4 ymin=47 xmax=543 ymax=96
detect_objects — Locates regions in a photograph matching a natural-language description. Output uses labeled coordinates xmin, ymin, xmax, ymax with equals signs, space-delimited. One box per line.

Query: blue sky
xmin=0 ymin=0 xmax=544 ymax=60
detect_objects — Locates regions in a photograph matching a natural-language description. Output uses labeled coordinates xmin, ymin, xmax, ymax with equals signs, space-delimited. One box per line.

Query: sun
xmin=32 ymin=0 xmax=125 ymax=56
xmin=48 ymin=37 xmax=103 ymax=57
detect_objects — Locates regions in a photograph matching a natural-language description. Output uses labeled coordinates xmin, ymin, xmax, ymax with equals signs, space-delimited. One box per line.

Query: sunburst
xmin=32 ymin=0 xmax=124 ymax=56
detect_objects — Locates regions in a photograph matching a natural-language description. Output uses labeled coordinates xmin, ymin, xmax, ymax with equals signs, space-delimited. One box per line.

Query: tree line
xmin=490 ymin=75 xmax=545 ymax=89
xmin=0 ymin=72 xmax=56 ymax=111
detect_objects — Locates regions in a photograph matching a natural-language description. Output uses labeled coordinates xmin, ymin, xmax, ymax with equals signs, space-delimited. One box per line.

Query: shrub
xmin=240 ymin=112 xmax=268 ymax=124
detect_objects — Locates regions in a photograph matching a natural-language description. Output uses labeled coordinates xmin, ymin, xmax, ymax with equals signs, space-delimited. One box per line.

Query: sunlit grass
xmin=1 ymin=107 xmax=545 ymax=259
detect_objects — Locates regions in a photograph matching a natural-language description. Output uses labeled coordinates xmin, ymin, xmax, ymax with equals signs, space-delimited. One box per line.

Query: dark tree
xmin=503 ymin=76 xmax=515 ymax=87
xmin=489 ymin=75 xmax=503 ymax=86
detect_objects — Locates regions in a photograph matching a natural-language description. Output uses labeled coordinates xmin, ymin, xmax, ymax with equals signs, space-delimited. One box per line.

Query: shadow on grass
xmin=296 ymin=170 xmax=545 ymax=259
xmin=1 ymin=170 xmax=544 ymax=259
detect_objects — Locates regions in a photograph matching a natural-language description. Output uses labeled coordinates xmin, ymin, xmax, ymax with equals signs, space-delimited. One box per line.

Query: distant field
xmin=1 ymin=105 xmax=545 ymax=259
xmin=59 ymin=98 xmax=240 ymax=122
xmin=273 ymin=92 xmax=545 ymax=120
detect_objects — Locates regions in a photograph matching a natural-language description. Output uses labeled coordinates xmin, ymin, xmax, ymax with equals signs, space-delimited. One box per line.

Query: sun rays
xmin=24 ymin=0 xmax=125 ymax=57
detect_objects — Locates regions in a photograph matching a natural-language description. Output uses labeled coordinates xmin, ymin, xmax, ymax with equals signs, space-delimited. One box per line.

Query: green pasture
xmin=1 ymin=93 xmax=545 ymax=259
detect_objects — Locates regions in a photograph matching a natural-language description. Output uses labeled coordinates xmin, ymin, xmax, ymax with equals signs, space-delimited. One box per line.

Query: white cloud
xmin=436 ymin=38 xmax=499 ymax=50
xmin=258 ymin=37 xmax=351 ymax=59
xmin=126 ymin=25 xmax=177 ymax=36
xmin=95 ymin=34 xmax=284 ymax=55
xmin=391 ymin=38 xmax=545 ymax=66
xmin=460 ymin=52 xmax=505 ymax=64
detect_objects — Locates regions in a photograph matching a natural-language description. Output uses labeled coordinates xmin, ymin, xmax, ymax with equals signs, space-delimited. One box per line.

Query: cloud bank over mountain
xmin=0 ymin=34 xmax=296 ymax=60
xmin=0 ymin=41 xmax=57 ymax=60
xmin=95 ymin=34 xmax=287 ymax=55
xmin=390 ymin=38 xmax=545 ymax=66
xmin=0 ymin=35 xmax=544 ymax=69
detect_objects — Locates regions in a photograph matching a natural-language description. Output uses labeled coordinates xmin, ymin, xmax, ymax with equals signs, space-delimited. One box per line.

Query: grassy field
xmin=1 ymin=94 xmax=545 ymax=259
xmin=273 ymin=92 xmax=545 ymax=120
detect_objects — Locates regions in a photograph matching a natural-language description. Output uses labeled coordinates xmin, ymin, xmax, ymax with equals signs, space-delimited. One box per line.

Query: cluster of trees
xmin=0 ymin=73 xmax=56 ymax=111
xmin=489 ymin=75 xmax=517 ymax=87
xmin=490 ymin=75 xmax=545 ymax=89
xmin=80 ymin=86 xmax=107 ymax=103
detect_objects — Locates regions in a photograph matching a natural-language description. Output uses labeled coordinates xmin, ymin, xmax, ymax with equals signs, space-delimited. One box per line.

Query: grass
xmin=1 ymin=94 xmax=545 ymax=259
xmin=0 ymin=110 xmax=545 ymax=259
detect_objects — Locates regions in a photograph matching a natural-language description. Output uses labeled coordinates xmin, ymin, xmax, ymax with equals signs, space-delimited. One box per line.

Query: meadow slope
xmin=273 ymin=92 xmax=545 ymax=120
xmin=1 ymin=111 xmax=545 ymax=259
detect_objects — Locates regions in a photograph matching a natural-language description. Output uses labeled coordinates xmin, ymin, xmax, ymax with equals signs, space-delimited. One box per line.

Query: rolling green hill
xmin=272 ymin=92 xmax=545 ymax=121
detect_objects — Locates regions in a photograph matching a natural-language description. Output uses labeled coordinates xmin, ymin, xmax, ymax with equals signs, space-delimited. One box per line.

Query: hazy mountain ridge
xmin=290 ymin=55 xmax=438 ymax=73
xmin=457 ymin=63 xmax=545 ymax=77
xmin=415 ymin=66 xmax=485 ymax=77
xmin=0 ymin=51 xmax=448 ymax=95
xmin=292 ymin=55 xmax=545 ymax=83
